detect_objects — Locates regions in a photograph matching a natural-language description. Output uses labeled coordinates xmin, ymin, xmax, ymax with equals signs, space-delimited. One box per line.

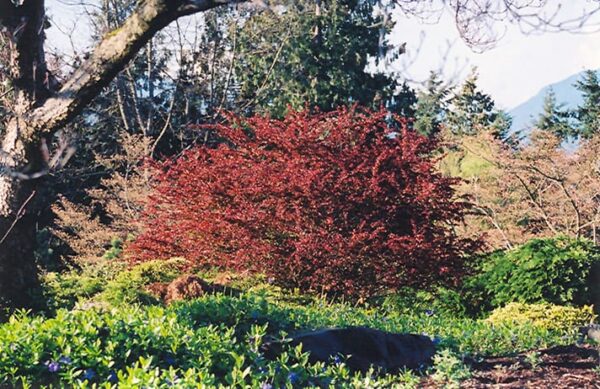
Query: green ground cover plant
xmin=0 ymin=289 xmax=583 ymax=387
xmin=4 ymin=235 xmax=598 ymax=387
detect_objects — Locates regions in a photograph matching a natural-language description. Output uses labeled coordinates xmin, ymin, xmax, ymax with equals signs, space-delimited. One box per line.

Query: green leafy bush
xmin=103 ymin=237 xmax=123 ymax=260
xmin=98 ymin=258 xmax=184 ymax=305
xmin=38 ymin=260 xmax=127 ymax=312
xmin=464 ymin=237 xmax=600 ymax=313
xmin=38 ymin=259 xmax=184 ymax=312
xmin=485 ymin=303 xmax=597 ymax=331
xmin=40 ymin=272 xmax=105 ymax=312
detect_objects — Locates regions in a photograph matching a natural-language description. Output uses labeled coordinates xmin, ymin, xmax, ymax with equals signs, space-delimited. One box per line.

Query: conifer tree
xmin=391 ymin=82 xmax=418 ymax=119
xmin=446 ymin=71 xmax=510 ymax=138
xmin=234 ymin=0 xmax=402 ymax=118
xmin=535 ymin=87 xmax=574 ymax=139
xmin=574 ymin=69 xmax=600 ymax=138
xmin=414 ymin=72 xmax=449 ymax=136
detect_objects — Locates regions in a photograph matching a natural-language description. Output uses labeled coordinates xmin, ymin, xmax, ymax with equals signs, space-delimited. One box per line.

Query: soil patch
xmin=458 ymin=344 xmax=600 ymax=388
xmin=422 ymin=345 xmax=600 ymax=389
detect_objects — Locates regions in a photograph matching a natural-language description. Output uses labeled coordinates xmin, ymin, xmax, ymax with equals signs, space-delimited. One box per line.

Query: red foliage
xmin=129 ymin=107 xmax=479 ymax=296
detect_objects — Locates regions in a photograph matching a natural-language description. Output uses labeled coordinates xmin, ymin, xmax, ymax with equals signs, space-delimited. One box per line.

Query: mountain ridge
xmin=508 ymin=69 xmax=599 ymax=134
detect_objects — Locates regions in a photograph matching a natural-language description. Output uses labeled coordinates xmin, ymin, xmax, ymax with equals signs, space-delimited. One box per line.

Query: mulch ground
xmin=424 ymin=344 xmax=599 ymax=388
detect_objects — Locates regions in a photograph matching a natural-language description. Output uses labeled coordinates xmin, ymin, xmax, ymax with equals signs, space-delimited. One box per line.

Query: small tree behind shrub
xmin=465 ymin=236 xmax=600 ymax=313
xmin=130 ymin=107 xmax=478 ymax=297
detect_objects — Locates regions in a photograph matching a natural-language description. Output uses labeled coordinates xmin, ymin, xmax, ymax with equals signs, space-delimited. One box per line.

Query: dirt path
xmin=459 ymin=345 xmax=599 ymax=388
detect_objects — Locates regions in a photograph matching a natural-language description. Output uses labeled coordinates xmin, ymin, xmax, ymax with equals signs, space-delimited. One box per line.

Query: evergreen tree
xmin=234 ymin=0 xmax=402 ymax=118
xmin=574 ymin=69 xmax=600 ymax=138
xmin=446 ymin=71 xmax=510 ymax=138
xmin=414 ymin=71 xmax=449 ymax=136
xmin=391 ymin=82 xmax=417 ymax=119
xmin=535 ymin=87 xmax=574 ymax=139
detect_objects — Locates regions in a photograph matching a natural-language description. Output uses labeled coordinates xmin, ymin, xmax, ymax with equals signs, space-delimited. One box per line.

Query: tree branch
xmin=524 ymin=163 xmax=583 ymax=236
xmin=24 ymin=0 xmax=247 ymax=141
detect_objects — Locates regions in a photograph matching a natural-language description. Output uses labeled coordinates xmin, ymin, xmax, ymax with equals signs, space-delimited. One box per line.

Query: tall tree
xmin=535 ymin=87 xmax=574 ymax=139
xmin=391 ymin=82 xmax=418 ymax=119
xmin=575 ymin=69 xmax=600 ymax=139
xmin=446 ymin=71 xmax=511 ymax=138
xmin=413 ymin=71 xmax=449 ymax=136
xmin=234 ymin=0 xmax=402 ymax=118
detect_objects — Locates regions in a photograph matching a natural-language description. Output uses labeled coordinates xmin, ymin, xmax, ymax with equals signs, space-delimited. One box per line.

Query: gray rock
xmin=261 ymin=326 xmax=436 ymax=372
xmin=581 ymin=324 xmax=600 ymax=343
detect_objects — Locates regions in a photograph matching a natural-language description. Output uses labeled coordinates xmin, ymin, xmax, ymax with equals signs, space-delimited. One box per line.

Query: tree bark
xmin=0 ymin=119 xmax=41 ymax=307
xmin=0 ymin=0 xmax=246 ymax=308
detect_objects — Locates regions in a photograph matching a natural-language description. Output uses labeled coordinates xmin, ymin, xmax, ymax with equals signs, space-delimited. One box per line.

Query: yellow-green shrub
xmin=485 ymin=303 xmax=596 ymax=331
xmin=98 ymin=258 xmax=185 ymax=305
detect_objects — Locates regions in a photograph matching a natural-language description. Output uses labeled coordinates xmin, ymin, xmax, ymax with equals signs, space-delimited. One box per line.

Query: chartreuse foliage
xmin=0 ymin=290 xmax=584 ymax=387
xmin=485 ymin=303 xmax=596 ymax=331
xmin=39 ymin=259 xmax=183 ymax=312
xmin=98 ymin=259 xmax=183 ymax=306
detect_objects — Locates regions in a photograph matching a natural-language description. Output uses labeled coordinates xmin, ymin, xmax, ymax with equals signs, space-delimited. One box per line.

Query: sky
xmin=45 ymin=0 xmax=600 ymax=110
xmin=388 ymin=2 xmax=600 ymax=109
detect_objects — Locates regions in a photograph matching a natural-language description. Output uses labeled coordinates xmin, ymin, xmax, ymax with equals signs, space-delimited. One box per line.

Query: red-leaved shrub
xmin=130 ymin=107 xmax=479 ymax=296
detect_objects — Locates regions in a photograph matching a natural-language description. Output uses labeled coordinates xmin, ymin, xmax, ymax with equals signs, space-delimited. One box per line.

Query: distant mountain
xmin=508 ymin=70 xmax=597 ymax=135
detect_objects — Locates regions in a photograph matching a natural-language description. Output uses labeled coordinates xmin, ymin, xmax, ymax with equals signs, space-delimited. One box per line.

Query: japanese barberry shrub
xmin=130 ymin=107 xmax=478 ymax=297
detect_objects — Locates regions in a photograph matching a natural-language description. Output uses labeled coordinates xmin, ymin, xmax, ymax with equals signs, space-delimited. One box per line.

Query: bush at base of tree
xmin=129 ymin=107 xmax=479 ymax=297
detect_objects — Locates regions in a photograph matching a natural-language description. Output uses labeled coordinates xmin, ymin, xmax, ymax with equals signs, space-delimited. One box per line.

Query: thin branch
xmin=240 ymin=26 xmax=291 ymax=111
xmin=215 ymin=18 xmax=238 ymax=115
xmin=0 ymin=190 xmax=36 ymax=247
xmin=0 ymin=87 xmax=14 ymax=100
xmin=525 ymin=163 xmax=582 ymax=237
xmin=151 ymin=80 xmax=180 ymax=157
xmin=24 ymin=0 xmax=248 ymax=141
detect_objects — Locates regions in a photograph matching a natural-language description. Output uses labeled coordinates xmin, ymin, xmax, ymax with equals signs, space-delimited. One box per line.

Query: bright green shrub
xmin=464 ymin=237 xmax=600 ymax=313
xmin=40 ymin=271 xmax=104 ymax=312
xmin=98 ymin=258 xmax=184 ymax=305
xmin=485 ymin=303 xmax=597 ymax=331
xmin=37 ymin=259 xmax=183 ymax=312
xmin=103 ymin=237 xmax=123 ymax=260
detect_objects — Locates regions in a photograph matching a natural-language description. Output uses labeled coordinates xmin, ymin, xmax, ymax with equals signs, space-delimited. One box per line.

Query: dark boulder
xmin=261 ymin=326 xmax=436 ymax=373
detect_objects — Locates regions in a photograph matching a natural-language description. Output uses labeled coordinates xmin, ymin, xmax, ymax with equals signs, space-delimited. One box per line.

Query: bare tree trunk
xmin=0 ymin=119 xmax=43 ymax=307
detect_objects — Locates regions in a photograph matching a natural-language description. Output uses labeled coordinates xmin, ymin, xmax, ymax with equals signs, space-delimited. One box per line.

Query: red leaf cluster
xmin=129 ymin=107 xmax=479 ymax=297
